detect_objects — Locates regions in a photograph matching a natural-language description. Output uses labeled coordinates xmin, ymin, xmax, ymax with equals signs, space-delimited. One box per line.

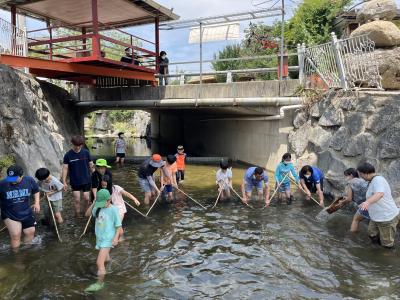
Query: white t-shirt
xmin=38 ymin=175 xmax=64 ymax=201
xmin=366 ymin=176 xmax=399 ymax=222
xmin=216 ymin=169 xmax=232 ymax=188
xmin=111 ymin=185 xmax=127 ymax=215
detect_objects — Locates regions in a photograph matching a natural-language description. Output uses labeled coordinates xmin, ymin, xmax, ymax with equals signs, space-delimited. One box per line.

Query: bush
xmin=0 ymin=154 xmax=15 ymax=175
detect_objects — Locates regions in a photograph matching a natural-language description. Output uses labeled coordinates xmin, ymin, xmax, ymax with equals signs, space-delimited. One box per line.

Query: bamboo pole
xmin=46 ymin=196 xmax=62 ymax=242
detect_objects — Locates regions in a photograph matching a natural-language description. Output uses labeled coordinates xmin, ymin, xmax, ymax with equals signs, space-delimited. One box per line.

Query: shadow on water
xmin=0 ymin=163 xmax=400 ymax=299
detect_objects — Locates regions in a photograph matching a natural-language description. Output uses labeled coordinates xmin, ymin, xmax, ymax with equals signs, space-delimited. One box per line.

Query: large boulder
xmin=350 ymin=20 xmax=400 ymax=48
xmin=377 ymin=123 xmax=400 ymax=158
xmin=344 ymin=112 xmax=367 ymax=135
xmin=318 ymin=106 xmax=344 ymax=127
xmin=293 ymin=110 xmax=308 ymax=129
xmin=357 ymin=0 xmax=398 ymax=23
xmin=329 ymin=126 xmax=349 ymax=151
xmin=366 ymin=101 xmax=400 ymax=133
xmin=374 ymin=47 xmax=400 ymax=90
xmin=308 ymin=126 xmax=333 ymax=152
xmin=342 ymin=133 xmax=376 ymax=157
xmin=288 ymin=121 xmax=312 ymax=157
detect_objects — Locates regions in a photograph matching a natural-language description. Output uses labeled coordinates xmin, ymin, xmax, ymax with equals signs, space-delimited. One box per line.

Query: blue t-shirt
xmin=0 ymin=176 xmax=39 ymax=221
xmin=63 ymin=148 xmax=92 ymax=186
xmin=275 ymin=162 xmax=300 ymax=184
xmin=300 ymin=166 xmax=324 ymax=185
xmin=244 ymin=167 xmax=269 ymax=186
xmin=92 ymin=205 xmax=122 ymax=249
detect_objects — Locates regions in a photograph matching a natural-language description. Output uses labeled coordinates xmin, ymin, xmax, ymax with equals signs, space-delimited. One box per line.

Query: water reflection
xmin=0 ymin=164 xmax=399 ymax=299
xmin=86 ymin=137 xmax=151 ymax=157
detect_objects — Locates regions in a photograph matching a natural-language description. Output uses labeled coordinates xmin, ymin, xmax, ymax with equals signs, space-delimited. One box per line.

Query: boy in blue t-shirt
xmin=299 ymin=165 xmax=324 ymax=207
xmin=241 ymin=166 xmax=270 ymax=205
xmin=62 ymin=135 xmax=94 ymax=217
xmin=0 ymin=165 xmax=40 ymax=249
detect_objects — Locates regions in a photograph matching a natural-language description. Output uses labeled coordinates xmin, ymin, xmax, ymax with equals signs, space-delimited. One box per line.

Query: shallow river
xmin=0 ymin=142 xmax=399 ymax=299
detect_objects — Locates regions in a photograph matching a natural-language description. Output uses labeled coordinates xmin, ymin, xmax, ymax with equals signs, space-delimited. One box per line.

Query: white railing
xmin=0 ymin=17 xmax=27 ymax=57
xmin=298 ymin=32 xmax=382 ymax=90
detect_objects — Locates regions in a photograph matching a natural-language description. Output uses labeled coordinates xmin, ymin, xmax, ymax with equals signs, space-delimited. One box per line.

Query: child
xmin=274 ymin=153 xmax=300 ymax=205
xmin=35 ymin=167 xmax=64 ymax=224
xmin=216 ymin=159 xmax=232 ymax=200
xmin=115 ymin=132 xmax=127 ymax=164
xmin=175 ymin=145 xmax=187 ymax=183
xmin=161 ymin=155 xmax=178 ymax=202
xmin=100 ymin=175 xmax=140 ymax=222
xmin=85 ymin=189 xmax=122 ymax=278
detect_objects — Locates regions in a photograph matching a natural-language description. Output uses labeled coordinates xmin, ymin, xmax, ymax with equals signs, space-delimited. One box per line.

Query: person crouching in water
xmin=299 ymin=165 xmax=325 ymax=207
xmin=85 ymin=189 xmax=122 ymax=280
xmin=274 ymin=153 xmax=301 ymax=206
xmin=100 ymin=175 xmax=140 ymax=224
xmin=357 ymin=162 xmax=400 ymax=248
xmin=339 ymin=168 xmax=369 ymax=232
xmin=241 ymin=166 xmax=270 ymax=206
xmin=161 ymin=155 xmax=178 ymax=202
xmin=216 ymin=159 xmax=232 ymax=201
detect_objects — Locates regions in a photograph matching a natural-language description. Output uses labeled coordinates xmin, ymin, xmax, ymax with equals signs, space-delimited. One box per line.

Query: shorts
xmin=71 ymin=183 xmax=91 ymax=192
xmin=164 ymin=184 xmax=173 ymax=193
xmin=355 ymin=208 xmax=370 ymax=220
xmin=95 ymin=238 xmax=113 ymax=250
xmin=3 ymin=215 xmax=37 ymax=230
xmin=50 ymin=200 xmax=63 ymax=213
xmin=138 ymin=178 xmax=154 ymax=193
xmin=278 ymin=181 xmax=291 ymax=193
xmin=116 ymin=153 xmax=126 ymax=158
xmin=176 ymin=170 xmax=185 ymax=181
xmin=245 ymin=180 xmax=263 ymax=193
xmin=368 ymin=213 xmax=400 ymax=247
xmin=305 ymin=178 xmax=324 ymax=193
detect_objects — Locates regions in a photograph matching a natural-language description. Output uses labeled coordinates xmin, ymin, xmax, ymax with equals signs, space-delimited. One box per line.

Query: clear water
xmin=85 ymin=137 xmax=152 ymax=157
xmin=0 ymin=162 xmax=399 ymax=298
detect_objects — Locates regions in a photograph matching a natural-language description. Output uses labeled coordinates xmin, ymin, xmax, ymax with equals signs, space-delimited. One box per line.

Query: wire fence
xmin=0 ymin=17 xmax=27 ymax=56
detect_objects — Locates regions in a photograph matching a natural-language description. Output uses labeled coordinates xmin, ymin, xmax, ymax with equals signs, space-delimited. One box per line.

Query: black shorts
xmin=116 ymin=153 xmax=126 ymax=158
xmin=71 ymin=183 xmax=91 ymax=192
xmin=176 ymin=170 xmax=185 ymax=181
xmin=2 ymin=215 xmax=37 ymax=230
xmin=305 ymin=178 xmax=324 ymax=193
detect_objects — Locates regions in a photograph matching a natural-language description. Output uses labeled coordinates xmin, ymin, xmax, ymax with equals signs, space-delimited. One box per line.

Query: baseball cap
xmin=6 ymin=165 xmax=24 ymax=183
xmin=95 ymin=158 xmax=111 ymax=168
xmin=95 ymin=189 xmax=111 ymax=208
xmin=149 ymin=154 xmax=165 ymax=168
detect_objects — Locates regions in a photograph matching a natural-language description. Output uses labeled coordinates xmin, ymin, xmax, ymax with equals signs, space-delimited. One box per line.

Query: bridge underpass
xmin=75 ymin=80 xmax=301 ymax=168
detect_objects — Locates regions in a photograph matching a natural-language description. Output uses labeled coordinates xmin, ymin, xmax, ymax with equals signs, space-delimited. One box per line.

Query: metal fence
xmin=0 ymin=17 xmax=27 ymax=57
xmin=298 ymin=32 xmax=382 ymax=90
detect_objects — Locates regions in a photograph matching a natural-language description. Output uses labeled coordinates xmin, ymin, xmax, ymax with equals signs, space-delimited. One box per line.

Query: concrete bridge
xmin=75 ymin=80 xmax=302 ymax=168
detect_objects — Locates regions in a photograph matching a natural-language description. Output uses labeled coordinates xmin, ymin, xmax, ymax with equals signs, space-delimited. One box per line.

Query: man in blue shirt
xmin=0 ymin=165 xmax=40 ymax=249
xmin=62 ymin=135 xmax=94 ymax=217
xmin=241 ymin=167 xmax=270 ymax=205
xmin=299 ymin=165 xmax=324 ymax=206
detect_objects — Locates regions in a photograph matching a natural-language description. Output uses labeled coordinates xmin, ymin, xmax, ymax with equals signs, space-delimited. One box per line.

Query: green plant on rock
xmin=0 ymin=154 xmax=15 ymax=176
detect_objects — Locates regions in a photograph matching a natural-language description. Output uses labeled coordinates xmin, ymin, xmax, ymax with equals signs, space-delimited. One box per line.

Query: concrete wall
xmin=79 ymin=80 xmax=300 ymax=101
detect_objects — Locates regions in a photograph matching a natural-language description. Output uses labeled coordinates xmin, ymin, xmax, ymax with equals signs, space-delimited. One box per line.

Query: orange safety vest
xmin=175 ymin=153 xmax=186 ymax=170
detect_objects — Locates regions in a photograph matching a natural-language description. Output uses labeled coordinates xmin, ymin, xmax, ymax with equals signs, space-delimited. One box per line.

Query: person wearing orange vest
xmin=175 ymin=145 xmax=187 ymax=183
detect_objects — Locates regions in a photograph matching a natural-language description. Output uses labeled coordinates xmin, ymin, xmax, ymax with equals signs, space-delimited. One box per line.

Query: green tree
xmin=212 ymin=44 xmax=241 ymax=82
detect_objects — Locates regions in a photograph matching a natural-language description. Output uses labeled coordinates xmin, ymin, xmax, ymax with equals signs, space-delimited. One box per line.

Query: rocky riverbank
xmin=289 ymin=90 xmax=400 ymax=202
xmin=0 ymin=65 xmax=80 ymax=177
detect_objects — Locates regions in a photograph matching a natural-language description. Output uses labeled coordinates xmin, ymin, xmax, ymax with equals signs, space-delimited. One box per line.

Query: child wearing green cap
xmin=91 ymin=158 xmax=113 ymax=201
xmin=85 ymin=189 xmax=122 ymax=278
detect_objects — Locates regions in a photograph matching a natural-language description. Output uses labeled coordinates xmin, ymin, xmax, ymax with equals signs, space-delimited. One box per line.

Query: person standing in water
xmin=216 ymin=159 xmax=232 ymax=201
xmin=161 ymin=155 xmax=178 ymax=202
xmin=357 ymin=162 xmax=400 ymax=248
xmin=0 ymin=165 xmax=40 ymax=249
xmin=339 ymin=168 xmax=369 ymax=233
xmin=175 ymin=145 xmax=187 ymax=184
xmin=62 ymin=135 xmax=94 ymax=217
xmin=137 ymin=154 xmax=168 ymax=205
xmin=115 ymin=132 xmax=127 ymax=164
xmin=241 ymin=166 xmax=270 ymax=206
xmin=91 ymin=159 xmax=113 ymax=201
xmin=299 ymin=165 xmax=325 ymax=207
xmin=274 ymin=153 xmax=301 ymax=205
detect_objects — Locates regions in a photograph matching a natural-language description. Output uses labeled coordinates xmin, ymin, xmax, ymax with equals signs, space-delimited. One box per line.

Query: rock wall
xmin=289 ymin=90 xmax=400 ymax=201
xmin=0 ymin=65 xmax=80 ymax=177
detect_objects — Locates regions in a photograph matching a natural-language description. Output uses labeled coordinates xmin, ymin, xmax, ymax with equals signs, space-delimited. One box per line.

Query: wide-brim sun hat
xmin=149 ymin=154 xmax=165 ymax=168
xmin=95 ymin=158 xmax=111 ymax=168
xmin=95 ymin=189 xmax=111 ymax=208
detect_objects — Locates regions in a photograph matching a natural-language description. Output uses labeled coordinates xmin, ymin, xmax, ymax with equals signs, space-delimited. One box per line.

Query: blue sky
xmin=1 ymin=0 xmax=400 ymax=73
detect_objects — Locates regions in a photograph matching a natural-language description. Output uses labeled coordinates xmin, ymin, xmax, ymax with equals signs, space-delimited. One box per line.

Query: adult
xmin=241 ymin=167 xmax=270 ymax=206
xmin=115 ymin=132 xmax=127 ymax=164
xmin=158 ymin=51 xmax=169 ymax=86
xmin=91 ymin=158 xmax=113 ymax=201
xmin=0 ymin=165 xmax=40 ymax=249
xmin=357 ymin=162 xmax=400 ymax=248
xmin=339 ymin=168 xmax=369 ymax=232
xmin=299 ymin=165 xmax=324 ymax=207
xmin=120 ymin=47 xmax=133 ymax=64
xmin=62 ymin=135 xmax=94 ymax=217
xmin=137 ymin=154 xmax=168 ymax=205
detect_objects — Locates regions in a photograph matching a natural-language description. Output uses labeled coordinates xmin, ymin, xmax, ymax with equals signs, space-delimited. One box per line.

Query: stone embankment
xmin=0 ymin=65 xmax=80 ymax=177
xmin=289 ymin=90 xmax=400 ymax=202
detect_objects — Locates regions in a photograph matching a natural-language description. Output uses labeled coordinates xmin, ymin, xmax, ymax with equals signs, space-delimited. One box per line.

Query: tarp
xmin=189 ymin=23 xmax=240 ymax=44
